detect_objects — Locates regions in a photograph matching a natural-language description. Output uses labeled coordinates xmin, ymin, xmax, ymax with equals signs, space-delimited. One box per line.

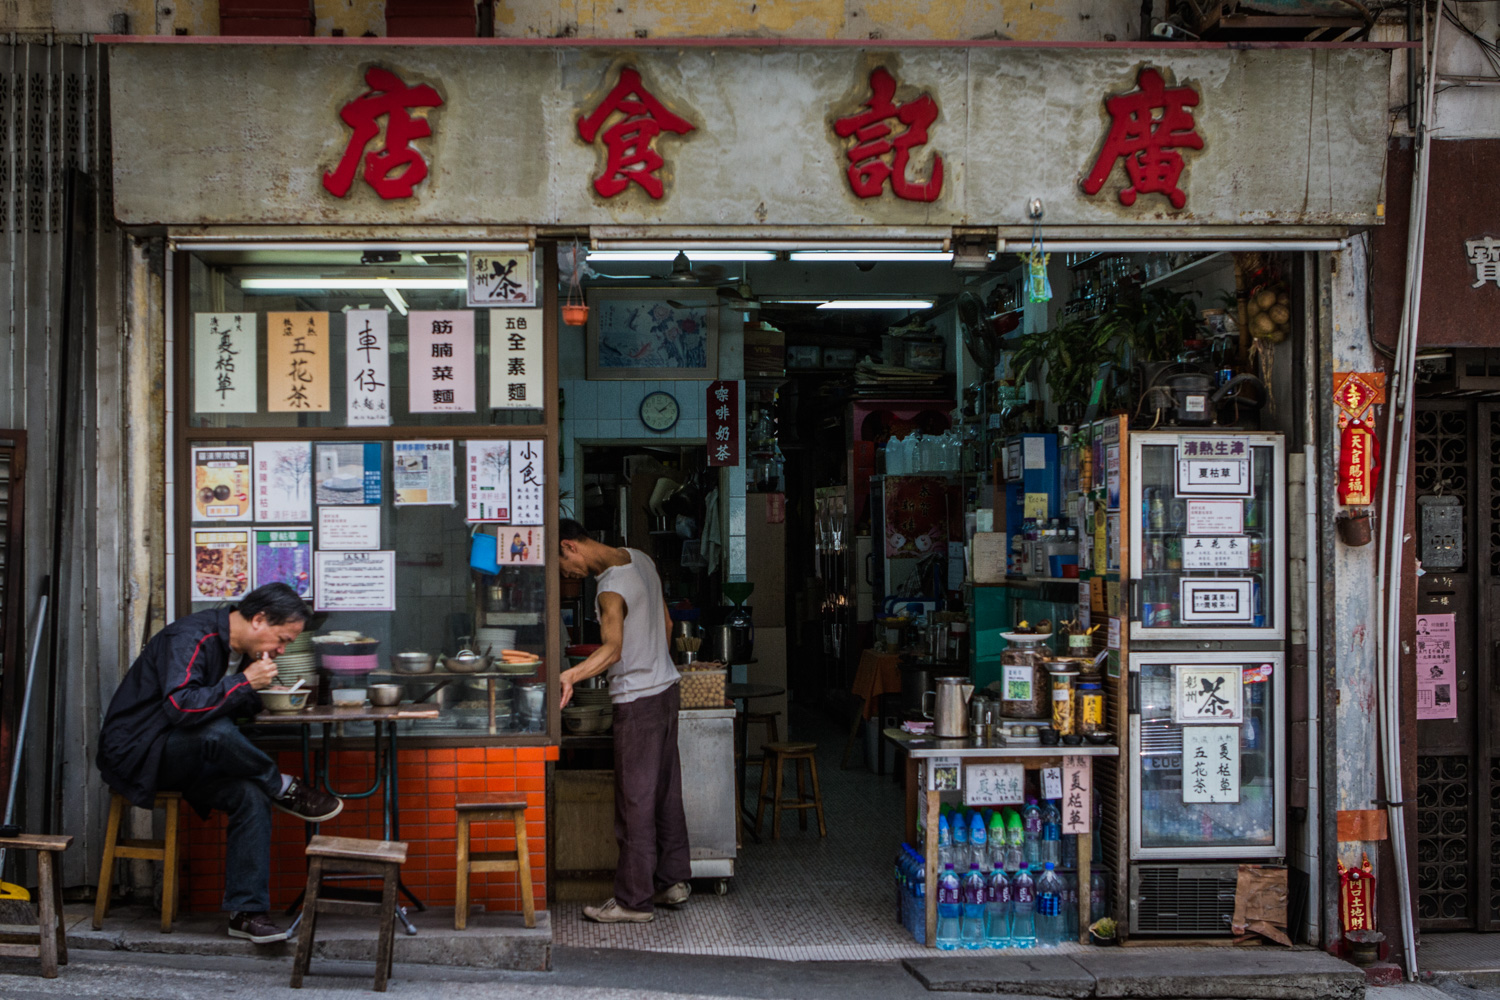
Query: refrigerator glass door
xmin=1129 ymin=431 xmax=1285 ymax=641
xmin=1130 ymin=651 xmax=1285 ymax=859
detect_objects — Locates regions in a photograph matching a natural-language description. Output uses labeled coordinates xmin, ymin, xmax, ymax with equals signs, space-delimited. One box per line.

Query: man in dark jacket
xmin=97 ymin=583 xmax=342 ymax=945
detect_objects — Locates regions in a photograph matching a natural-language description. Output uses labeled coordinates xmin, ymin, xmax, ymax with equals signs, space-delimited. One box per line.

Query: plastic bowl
xmin=261 ymin=688 xmax=311 ymax=714
xmin=331 ymin=688 xmax=367 ymax=706
xmin=312 ymin=638 xmax=380 ymax=657
xmin=320 ymin=653 xmax=380 ymax=675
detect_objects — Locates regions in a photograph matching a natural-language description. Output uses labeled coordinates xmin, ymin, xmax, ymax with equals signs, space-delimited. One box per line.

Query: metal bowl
xmin=443 ymin=651 xmax=491 ymax=674
xmin=369 ymin=683 xmax=402 ymax=707
xmin=392 ymin=651 xmax=435 ymax=674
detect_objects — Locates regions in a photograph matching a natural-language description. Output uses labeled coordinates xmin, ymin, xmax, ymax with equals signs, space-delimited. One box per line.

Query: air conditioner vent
xmin=1130 ymin=864 xmax=1237 ymax=935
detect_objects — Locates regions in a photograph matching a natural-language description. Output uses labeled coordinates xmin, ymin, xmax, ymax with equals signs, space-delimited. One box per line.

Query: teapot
xmin=923 ymin=675 xmax=976 ymax=739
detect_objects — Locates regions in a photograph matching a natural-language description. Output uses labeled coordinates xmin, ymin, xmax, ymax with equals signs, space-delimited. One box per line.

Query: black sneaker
xmin=272 ymin=777 xmax=344 ymax=823
xmin=228 ymin=911 xmax=289 ymax=945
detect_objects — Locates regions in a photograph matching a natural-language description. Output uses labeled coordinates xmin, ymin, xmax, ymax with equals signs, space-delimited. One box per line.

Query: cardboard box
xmin=743 ymin=326 xmax=785 ymax=374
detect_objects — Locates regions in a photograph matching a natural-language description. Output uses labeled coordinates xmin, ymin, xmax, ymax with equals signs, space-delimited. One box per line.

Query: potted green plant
xmin=1089 ymin=916 xmax=1118 ymax=945
xmin=1009 ymin=316 xmax=1122 ymax=424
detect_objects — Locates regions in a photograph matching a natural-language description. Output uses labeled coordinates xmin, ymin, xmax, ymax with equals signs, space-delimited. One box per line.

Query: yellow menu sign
xmin=267 ymin=312 xmax=330 ymax=412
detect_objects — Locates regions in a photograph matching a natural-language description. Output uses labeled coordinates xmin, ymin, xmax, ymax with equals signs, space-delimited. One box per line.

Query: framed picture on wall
xmin=585 ymin=288 xmax=719 ymax=379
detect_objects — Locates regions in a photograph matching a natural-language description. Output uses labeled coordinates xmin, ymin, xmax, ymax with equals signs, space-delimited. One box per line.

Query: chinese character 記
xmin=833 ymin=67 xmax=944 ymax=203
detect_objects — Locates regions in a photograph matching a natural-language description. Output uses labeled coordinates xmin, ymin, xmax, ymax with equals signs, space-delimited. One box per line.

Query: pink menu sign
xmin=1415 ymin=612 xmax=1458 ymax=721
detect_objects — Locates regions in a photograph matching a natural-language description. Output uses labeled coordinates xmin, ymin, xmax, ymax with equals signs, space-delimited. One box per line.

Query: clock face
xmin=640 ymin=391 xmax=679 ymax=432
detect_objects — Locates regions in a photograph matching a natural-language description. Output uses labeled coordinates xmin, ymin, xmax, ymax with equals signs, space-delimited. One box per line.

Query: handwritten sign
xmin=1173 ymin=664 xmax=1243 ymax=724
xmin=509 ymin=439 xmax=545 ymax=525
xmin=1177 ymin=455 xmax=1252 ymax=497
xmin=314 ymin=550 xmax=396 ymax=611
xmin=1186 ymin=500 xmax=1244 ymax=535
xmin=489 ymin=309 xmax=543 ymax=409
xmin=267 ymin=312 xmax=331 ymax=412
xmin=253 ymin=441 xmax=312 ymax=523
xmin=409 ymin=311 xmax=476 ymax=413
xmin=317 ymin=506 xmax=381 ymax=551
xmin=965 ymin=763 xmax=1024 ymax=806
xmin=346 ymin=309 xmax=391 ymax=426
xmin=1182 ymin=536 xmax=1250 ymax=570
xmin=1180 ymin=578 xmax=1255 ymax=624
xmin=1182 ymin=726 xmax=1240 ymax=803
xmin=1061 ymin=756 xmax=1092 ymax=834
xmin=193 ymin=313 xmax=257 ymax=414
xmin=466 ymin=441 xmax=512 ymax=522
xmin=1042 ymin=766 xmax=1063 ymax=800
xmin=1416 ymin=612 xmax=1458 ymax=720
xmin=467 ymin=249 xmax=537 ymax=307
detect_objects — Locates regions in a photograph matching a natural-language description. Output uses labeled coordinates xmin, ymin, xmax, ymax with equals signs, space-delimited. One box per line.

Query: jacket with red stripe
xmin=96 ymin=607 xmax=261 ymax=808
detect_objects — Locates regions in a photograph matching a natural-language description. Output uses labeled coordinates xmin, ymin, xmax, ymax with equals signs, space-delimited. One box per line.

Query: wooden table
xmin=254 ymin=703 xmax=440 ymax=933
xmin=887 ymin=730 xmax=1119 ymax=948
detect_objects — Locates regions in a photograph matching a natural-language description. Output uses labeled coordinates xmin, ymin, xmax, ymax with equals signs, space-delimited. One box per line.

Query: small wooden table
xmin=0 ymin=833 xmax=70 ymax=977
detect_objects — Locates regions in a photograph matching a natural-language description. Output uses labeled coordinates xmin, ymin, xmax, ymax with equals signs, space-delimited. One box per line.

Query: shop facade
xmin=0 ymin=33 xmax=1406 ymax=953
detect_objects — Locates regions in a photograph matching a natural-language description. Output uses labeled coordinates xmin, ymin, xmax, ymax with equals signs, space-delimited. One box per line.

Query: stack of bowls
xmin=475 ymin=627 xmax=516 ymax=655
xmin=313 ymin=633 xmax=381 ymax=675
xmin=274 ymin=633 xmax=318 ymax=691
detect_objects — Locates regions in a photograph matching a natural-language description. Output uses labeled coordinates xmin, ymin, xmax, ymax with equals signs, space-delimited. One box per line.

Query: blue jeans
xmin=155 ymin=717 xmax=282 ymax=913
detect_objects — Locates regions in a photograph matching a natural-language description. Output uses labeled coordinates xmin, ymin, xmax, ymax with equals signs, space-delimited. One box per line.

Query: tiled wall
xmin=183 ymin=745 xmax=557 ymax=914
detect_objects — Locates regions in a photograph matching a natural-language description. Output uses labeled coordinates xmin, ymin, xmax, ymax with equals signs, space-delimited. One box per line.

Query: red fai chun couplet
xmin=833 ymin=67 xmax=944 ymax=203
xmin=323 ymin=67 xmax=444 ymax=201
xmin=577 ymin=67 xmax=696 ymax=200
xmin=1081 ymin=67 xmax=1202 ymax=210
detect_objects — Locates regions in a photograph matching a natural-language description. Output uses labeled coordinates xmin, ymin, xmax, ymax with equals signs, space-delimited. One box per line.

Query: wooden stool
xmin=0 ymin=833 xmax=71 ymax=978
xmin=743 ymin=711 xmax=781 ymax=763
xmin=753 ymin=742 xmax=827 ymax=840
xmin=93 ymin=790 xmax=182 ymax=932
xmin=454 ymin=794 xmax=535 ymax=930
xmin=291 ymin=835 xmax=408 ymax=993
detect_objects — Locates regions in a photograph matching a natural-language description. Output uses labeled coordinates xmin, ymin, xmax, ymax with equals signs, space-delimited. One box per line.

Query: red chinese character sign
xmin=1332 ymin=372 xmax=1386 ymax=507
xmin=1338 ymin=853 xmax=1376 ymax=933
xmin=707 ymin=380 xmax=739 ymax=467
xmin=833 ymin=68 xmax=943 ymax=202
xmin=323 ymin=67 xmax=444 ymax=201
xmin=1081 ymin=67 xmax=1202 ymax=210
xmin=577 ymin=67 xmax=695 ymax=200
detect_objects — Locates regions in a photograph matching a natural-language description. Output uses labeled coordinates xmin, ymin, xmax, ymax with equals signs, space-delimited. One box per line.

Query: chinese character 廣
xmin=1081 ymin=67 xmax=1203 ymax=210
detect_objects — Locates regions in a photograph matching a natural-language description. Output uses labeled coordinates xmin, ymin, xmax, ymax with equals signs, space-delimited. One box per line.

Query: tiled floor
xmin=554 ymin=708 xmax=1090 ymax=961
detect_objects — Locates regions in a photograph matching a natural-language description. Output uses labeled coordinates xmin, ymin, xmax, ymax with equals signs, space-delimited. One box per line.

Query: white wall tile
xmin=729 ymin=495 xmax=746 ymax=535
xmin=573 ymin=418 xmax=597 ymax=440
xmin=597 ymin=380 xmax=622 ymax=418
xmin=728 ymin=535 xmax=748 ymax=580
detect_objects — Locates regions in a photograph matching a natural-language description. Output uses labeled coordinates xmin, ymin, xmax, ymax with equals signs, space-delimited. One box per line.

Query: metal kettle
xmin=923 ymin=676 xmax=976 ymax=739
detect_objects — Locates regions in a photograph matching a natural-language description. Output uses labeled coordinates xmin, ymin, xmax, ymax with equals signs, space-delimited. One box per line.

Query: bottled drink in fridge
xmin=952 ymin=811 xmax=969 ymax=869
xmin=961 ymin=864 xmax=988 ymax=950
xmin=986 ymin=867 xmax=1012 ymax=948
xmin=1006 ymin=810 xmax=1025 ymax=873
xmin=970 ymin=813 xmax=990 ymax=873
xmin=1035 ymin=863 xmax=1064 ymax=948
xmin=1041 ymin=801 xmax=1062 ymax=867
xmin=1090 ymin=869 xmax=1109 ymax=927
xmin=937 ymin=814 xmax=953 ymax=869
xmin=1062 ymin=872 xmax=1078 ymax=941
xmin=911 ymin=852 xmax=927 ymax=944
xmin=895 ymin=846 xmax=908 ymax=925
xmin=936 ymin=864 xmax=962 ymax=950
xmin=1061 ymin=832 xmax=1078 ymax=871
xmin=1011 ymin=864 xmax=1037 ymax=948
xmin=1022 ymin=800 xmax=1042 ymax=867
xmin=988 ymin=811 xmax=1008 ymax=873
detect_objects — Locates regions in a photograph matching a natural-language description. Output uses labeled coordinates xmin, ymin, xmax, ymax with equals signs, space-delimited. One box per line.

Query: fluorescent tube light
xmin=789 ymin=250 xmax=954 ymax=262
xmin=817 ymin=299 xmax=935 ymax=310
xmin=383 ymin=287 xmax=409 ymax=316
xmin=585 ymin=250 xmax=779 ymax=262
xmin=763 ymin=297 xmax=830 ymax=305
xmin=239 ymin=278 xmax=467 ymax=290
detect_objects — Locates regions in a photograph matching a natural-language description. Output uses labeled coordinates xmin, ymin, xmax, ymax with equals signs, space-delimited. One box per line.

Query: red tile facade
xmin=183 ymin=745 xmax=557 ymax=914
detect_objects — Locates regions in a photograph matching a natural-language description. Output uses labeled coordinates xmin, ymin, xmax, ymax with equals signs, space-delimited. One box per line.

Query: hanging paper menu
xmin=394 ymin=440 xmax=455 ymax=506
xmin=408 ymin=311 xmax=476 ymax=413
xmin=193 ymin=313 xmax=257 ymax=414
xmin=253 ymin=441 xmax=312 ymax=523
xmin=467 ymin=250 xmax=538 ymax=307
xmin=1182 ymin=727 xmax=1240 ymax=804
xmin=192 ymin=447 xmax=252 ymax=522
xmin=1061 ymin=756 xmax=1093 ymax=833
xmin=346 ymin=309 xmax=391 ymax=426
xmin=466 ymin=441 xmax=511 ymax=522
xmin=489 ymin=309 xmax=543 ymax=409
xmin=266 ymin=312 xmax=331 ymax=412
xmin=315 ymin=443 xmax=381 ymax=506
xmin=314 ymin=551 xmax=396 ymax=611
xmin=253 ymin=527 xmax=312 ymax=598
xmin=510 ymin=439 xmax=544 ymax=525
xmin=192 ymin=529 xmax=250 ymax=600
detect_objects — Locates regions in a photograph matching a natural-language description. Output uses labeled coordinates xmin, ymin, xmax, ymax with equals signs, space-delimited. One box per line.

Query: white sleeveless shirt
xmin=594 ymin=548 xmax=678 ymax=704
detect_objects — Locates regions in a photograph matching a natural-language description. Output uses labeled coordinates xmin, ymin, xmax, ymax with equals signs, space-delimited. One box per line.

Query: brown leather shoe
xmin=228 ymin=911 xmax=289 ymax=945
xmin=272 ymin=777 xmax=343 ymax=823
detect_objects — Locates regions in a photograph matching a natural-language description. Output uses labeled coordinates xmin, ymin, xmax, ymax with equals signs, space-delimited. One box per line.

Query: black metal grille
xmin=1415 ymin=409 xmax=1471 ymax=573
xmin=1132 ymin=865 xmax=1236 ymax=934
xmin=1416 ymin=754 xmax=1471 ymax=924
xmin=1492 ymin=758 xmax=1499 ymax=924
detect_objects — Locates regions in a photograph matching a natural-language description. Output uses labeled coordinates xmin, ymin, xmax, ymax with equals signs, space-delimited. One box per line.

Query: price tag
xmin=1042 ymin=767 xmax=1063 ymax=799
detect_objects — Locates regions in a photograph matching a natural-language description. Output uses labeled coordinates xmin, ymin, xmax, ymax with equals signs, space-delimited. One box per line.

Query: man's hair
xmin=558 ymin=519 xmax=590 ymax=543
xmin=237 ymin=583 xmax=313 ymax=626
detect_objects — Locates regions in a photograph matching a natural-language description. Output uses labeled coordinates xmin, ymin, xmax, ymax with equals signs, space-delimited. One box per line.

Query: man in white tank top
xmin=559 ymin=520 xmax=692 ymax=923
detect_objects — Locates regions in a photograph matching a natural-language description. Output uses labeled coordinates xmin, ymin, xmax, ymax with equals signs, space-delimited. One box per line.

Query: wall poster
xmin=192 ymin=528 xmax=251 ymax=601
xmin=467 ymin=250 xmax=538 ymax=308
xmin=510 ymin=439 xmax=545 ymax=525
xmin=253 ymin=527 xmax=312 ymax=598
xmin=193 ymin=312 xmax=257 ymax=414
xmin=318 ymin=506 xmax=381 ymax=551
xmin=314 ymin=551 xmax=396 ymax=611
xmin=1173 ymin=664 xmax=1244 ymax=724
xmin=466 ymin=441 xmax=512 ymax=522
xmin=192 ymin=447 xmax=252 ymax=522
xmin=489 ymin=309 xmax=543 ymax=409
xmin=500 ymin=526 xmax=546 ymax=565
xmin=1182 ymin=726 xmax=1241 ymax=804
xmin=1415 ymin=612 xmax=1458 ymax=721
xmin=394 ymin=440 xmax=455 ymax=506
xmin=253 ymin=441 xmax=312 ymax=523
xmin=266 ymin=312 xmax=331 ymax=412
xmin=346 ymin=309 xmax=391 ymax=426
xmin=315 ymin=443 xmax=382 ymax=506
xmin=408 ymin=310 xmax=476 ymax=413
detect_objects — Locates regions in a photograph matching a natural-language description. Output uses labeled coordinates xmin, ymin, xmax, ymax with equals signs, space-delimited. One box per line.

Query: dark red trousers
xmin=611 ymin=683 xmax=692 ymax=911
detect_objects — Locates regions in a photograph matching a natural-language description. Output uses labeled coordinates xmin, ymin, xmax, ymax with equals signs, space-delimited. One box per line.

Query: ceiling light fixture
xmin=789 ymin=250 xmax=954 ymax=263
xmin=817 ymin=299 xmax=935 ymax=310
xmin=239 ymin=278 xmax=467 ymax=290
xmin=584 ymin=250 xmax=779 ymax=263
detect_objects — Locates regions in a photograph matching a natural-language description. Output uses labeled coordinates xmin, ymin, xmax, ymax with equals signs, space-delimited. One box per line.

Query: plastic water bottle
xmin=1090 ymin=869 xmax=1109 ymax=927
xmin=1061 ymin=872 xmax=1078 ymax=941
xmin=1005 ymin=810 xmax=1025 ymax=873
xmin=952 ymin=811 xmax=969 ymax=869
xmin=936 ymin=864 xmax=962 ymax=950
xmin=970 ymin=813 xmax=990 ymax=873
xmin=961 ymin=864 xmax=988 ymax=949
xmin=937 ymin=814 xmax=953 ymax=869
xmin=1035 ymin=863 xmax=1064 ymax=947
xmin=986 ymin=867 xmax=1012 ymax=948
xmin=1041 ymin=801 xmax=1062 ymax=867
xmin=1062 ymin=832 xmax=1079 ymax=870
xmin=902 ymin=848 xmax=918 ymax=934
xmin=1011 ymin=863 xmax=1036 ymax=947
xmin=987 ymin=812 xmax=1007 ymax=873
xmin=1022 ymin=800 xmax=1043 ymax=867
xmin=911 ymin=852 xmax=927 ymax=944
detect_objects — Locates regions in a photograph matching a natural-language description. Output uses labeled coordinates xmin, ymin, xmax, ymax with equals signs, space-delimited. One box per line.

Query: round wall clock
xmin=639 ymin=390 xmax=680 ymax=433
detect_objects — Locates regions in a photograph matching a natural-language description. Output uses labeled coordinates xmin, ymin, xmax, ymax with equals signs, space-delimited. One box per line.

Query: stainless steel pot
xmin=392 ymin=651 xmax=435 ymax=674
xmin=707 ymin=622 xmax=753 ymax=664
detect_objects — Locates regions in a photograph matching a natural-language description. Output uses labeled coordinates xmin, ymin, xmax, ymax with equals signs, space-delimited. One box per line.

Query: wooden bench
xmin=454 ymin=794 xmax=534 ymax=930
xmin=93 ymin=791 xmax=182 ymax=933
xmin=291 ymin=835 xmax=408 ymax=993
xmin=0 ymin=833 xmax=71 ymax=978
